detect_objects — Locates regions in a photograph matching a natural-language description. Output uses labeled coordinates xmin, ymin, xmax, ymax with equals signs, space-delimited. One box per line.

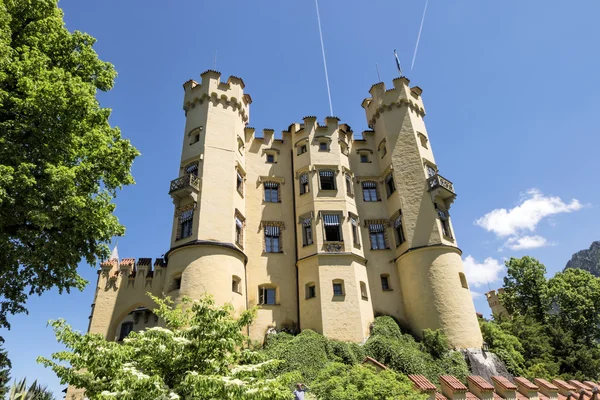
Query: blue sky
xmin=3 ymin=0 xmax=600 ymax=395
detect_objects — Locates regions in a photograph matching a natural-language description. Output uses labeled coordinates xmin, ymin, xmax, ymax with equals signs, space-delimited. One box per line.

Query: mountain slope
xmin=564 ymin=241 xmax=600 ymax=277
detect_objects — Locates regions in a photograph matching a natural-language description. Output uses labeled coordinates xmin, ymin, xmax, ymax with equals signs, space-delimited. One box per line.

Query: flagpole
xmin=394 ymin=49 xmax=404 ymax=78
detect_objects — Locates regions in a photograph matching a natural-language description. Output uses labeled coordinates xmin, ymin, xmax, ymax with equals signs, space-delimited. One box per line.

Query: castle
xmin=85 ymin=70 xmax=484 ymax=350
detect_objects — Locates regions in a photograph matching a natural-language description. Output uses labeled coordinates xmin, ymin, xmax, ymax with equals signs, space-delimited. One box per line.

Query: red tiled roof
xmin=515 ymin=377 xmax=539 ymax=391
xmin=468 ymin=375 xmax=495 ymax=391
xmin=440 ymin=375 xmax=468 ymax=392
xmin=492 ymin=376 xmax=518 ymax=390
xmin=361 ymin=356 xmax=388 ymax=371
xmin=538 ymin=392 xmax=550 ymax=400
xmin=553 ymin=379 xmax=576 ymax=391
xmin=409 ymin=375 xmax=437 ymax=392
xmin=535 ymin=378 xmax=559 ymax=390
xmin=516 ymin=393 xmax=528 ymax=400
xmin=492 ymin=393 xmax=503 ymax=400
xmin=120 ymin=258 xmax=135 ymax=266
xmin=435 ymin=393 xmax=448 ymax=400
xmin=584 ymin=381 xmax=599 ymax=390
xmin=466 ymin=392 xmax=479 ymax=400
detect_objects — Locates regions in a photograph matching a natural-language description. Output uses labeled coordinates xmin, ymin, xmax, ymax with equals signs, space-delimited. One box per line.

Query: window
xmin=174 ymin=277 xmax=182 ymax=290
xmin=306 ymin=283 xmax=316 ymax=299
xmin=118 ymin=321 xmax=134 ymax=341
xmin=385 ymin=173 xmax=396 ymax=197
xmin=266 ymin=154 xmax=275 ymax=163
xmin=418 ymin=132 xmax=429 ymax=149
xmin=360 ymin=154 xmax=369 ymax=163
xmin=332 ymin=280 xmax=344 ymax=296
xmin=350 ymin=215 xmax=360 ymax=247
xmin=368 ymin=223 xmax=387 ymax=250
xmin=393 ymin=212 xmax=406 ymax=247
xmin=235 ymin=215 xmax=244 ymax=247
xmin=299 ymin=173 xmax=309 ymax=194
xmin=232 ymin=276 xmax=241 ymax=293
xmin=319 ymin=170 xmax=336 ymax=190
xmin=264 ymin=182 xmax=280 ymax=202
xmin=179 ymin=209 xmax=194 ymax=239
xmin=323 ymin=214 xmax=341 ymax=242
xmin=190 ymin=131 xmax=200 ymax=145
xmin=459 ymin=272 xmax=469 ymax=289
xmin=381 ymin=274 xmax=391 ymax=291
xmin=438 ymin=209 xmax=453 ymax=239
xmin=259 ymin=286 xmax=277 ymax=305
xmin=185 ymin=162 xmax=198 ymax=177
xmin=319 ymin=141 xmax=329 ymax=151
xmin=362 ymin=181 xmax=379 ymax=202
xmin=360 ymin=281 xmax=368 ymax=300
xmin=345 ymin=173 xmax=353 ymax=196
xmin=298 ymin=144 xmax=307 ymax=155
xmin=236 ymin=171 xmax=244 ymax=196
xmin=301 ymin=217 xmax=313 ymax=246
xmin=264 ymin=225 xmax=281 ymax=253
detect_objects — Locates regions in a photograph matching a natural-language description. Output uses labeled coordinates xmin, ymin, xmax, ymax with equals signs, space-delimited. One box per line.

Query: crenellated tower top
xmin=182 ymin=70 xmax=252 ymax=123
xmin=361 ymin=77 xmax=426 ymax=128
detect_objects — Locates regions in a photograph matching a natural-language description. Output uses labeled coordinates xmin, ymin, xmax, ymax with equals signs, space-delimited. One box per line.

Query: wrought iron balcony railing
xmin=427 ymin=174 xmax=455 ymax=194
xmin=169 ymin=173 xmax=200 ymax=194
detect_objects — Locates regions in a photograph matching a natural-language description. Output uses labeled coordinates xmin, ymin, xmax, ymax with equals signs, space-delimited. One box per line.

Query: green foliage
xmin=262 ymin=329 xmax=331 ymax=383
xmin=0 ymin=338 xmax=11 ymax=396
xmin=0 ymin=0 xmax=139 ymax=332
xmin=39 ymin=294 xmax=291 ymax=399
xmin=422 ymin=329 xmax=449 ymax=359
xmin=479 ymin=319 xmax=525 ymax=375
xmin=501 ymin=257 xmax=548 ymax=321
xmin=364 ymin=317 xmax=469 ymax=382
xmin=311 ymin=363 xmax=426 ymax=400
xmin=489 ymin=256 xmax=600 ymax=380
xmin=8 ymin=378 xmax=54 ymax=400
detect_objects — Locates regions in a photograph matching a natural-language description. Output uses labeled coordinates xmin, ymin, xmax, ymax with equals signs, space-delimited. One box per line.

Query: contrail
xmin=314 ymin=0 xmax=333 ymax=116
xmin=411 ymin=0 xmax=429 ymax=71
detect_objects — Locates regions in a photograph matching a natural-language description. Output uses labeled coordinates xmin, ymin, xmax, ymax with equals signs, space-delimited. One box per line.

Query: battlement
xmin=361 ymin=77 xmax=426 ymax=127
xmin=100 ymin=256 xmax=167 ymax=284
xmin=182 ymin=70 xmax=251 ymax=123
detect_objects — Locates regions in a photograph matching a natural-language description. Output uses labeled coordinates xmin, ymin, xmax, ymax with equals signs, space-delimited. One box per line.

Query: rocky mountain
xmin=564 ymin=241 xmax=600 ymax=277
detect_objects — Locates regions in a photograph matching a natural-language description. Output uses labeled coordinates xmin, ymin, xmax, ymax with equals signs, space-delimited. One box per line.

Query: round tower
xmin=164 ymin=70 xmax=250 ymax=313
xmin=362 ymin=77 xmax=483 ymax=348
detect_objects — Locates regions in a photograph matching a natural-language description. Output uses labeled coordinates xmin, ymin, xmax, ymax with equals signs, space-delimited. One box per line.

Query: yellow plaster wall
xmin=396 ymin=246 xmax=483 ymax=348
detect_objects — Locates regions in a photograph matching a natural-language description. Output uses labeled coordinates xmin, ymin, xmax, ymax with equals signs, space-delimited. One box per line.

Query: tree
xmin=546 ymin=268 xmax=600 ymax=345
xmin=0 ymin=0 xmax=139 ymax=329
xmin=500 ymin=257 xmax=548 ymax=321
xmin=0 ymin=338 xmax=10 ymax=396
xmin=311 ymin=363 xmax=426 ymax=400
xmin=38 ymin=295 xmax=293 ymax=399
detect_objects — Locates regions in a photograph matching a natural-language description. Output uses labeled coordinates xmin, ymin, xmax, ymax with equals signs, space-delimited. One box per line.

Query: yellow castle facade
xmin=86 ymin=70 xmax=484 ymax=350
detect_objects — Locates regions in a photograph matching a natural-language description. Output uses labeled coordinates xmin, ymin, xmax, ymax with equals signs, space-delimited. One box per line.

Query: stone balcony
xmin=323 ymin=241 xmax=344 ymax=253
xmin=427 ymin=173 xmax=456 ymax=208
xmin=169 ymin=173 xmax=200 ymax=200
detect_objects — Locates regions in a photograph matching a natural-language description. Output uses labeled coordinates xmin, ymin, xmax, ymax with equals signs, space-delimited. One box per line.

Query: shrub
xmin=311 ymin=362 xmax=426 ymax=400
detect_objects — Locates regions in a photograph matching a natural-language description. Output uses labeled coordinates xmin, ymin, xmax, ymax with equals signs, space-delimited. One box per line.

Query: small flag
xmin=109 ymin=243 xmax=119 ymax=262
xmin=394 ymin=49 xmax=403 ymax=76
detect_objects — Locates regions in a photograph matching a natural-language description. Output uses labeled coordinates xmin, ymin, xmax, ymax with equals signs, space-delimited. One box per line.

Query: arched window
xmin=232 ymin=275 xmax=241 ymax=293
xmin=332 ymin=279 xmax=345 ymax=296
xmin=459 ymin=272 xmax=469 ymax=289
xmin=360 ymin=281 xmax=368 ymax=300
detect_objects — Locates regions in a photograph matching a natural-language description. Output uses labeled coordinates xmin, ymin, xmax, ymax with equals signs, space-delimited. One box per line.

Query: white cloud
xmin=474 ymin=189 xmax=582 ymax=237
xmin=462 ymin=255 xmax=505 ymax=288
xmin=470 ymin=290 xmax=483 ymax=299
xmin=503 ymin=235 xmax=549 ymax=251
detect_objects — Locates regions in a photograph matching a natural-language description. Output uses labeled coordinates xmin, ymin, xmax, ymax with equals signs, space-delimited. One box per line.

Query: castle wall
xmin=85 ymin=72 xmax=484 ymax=352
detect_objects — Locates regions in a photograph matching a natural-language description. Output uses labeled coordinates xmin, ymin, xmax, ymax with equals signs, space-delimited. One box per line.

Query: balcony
xmin=169 ymin=173 xmax=200 ymax=200
xmin=323 ymin=241 xmax=344 ymax=253
xmin=427 ymin=174 xmax=456 ymax=208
